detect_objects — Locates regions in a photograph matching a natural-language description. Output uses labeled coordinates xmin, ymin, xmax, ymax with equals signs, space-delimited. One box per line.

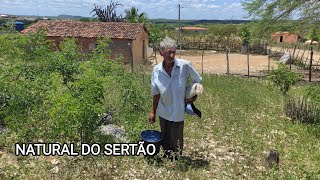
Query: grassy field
xmin=1 ymin=74 xmax=320 ymax=179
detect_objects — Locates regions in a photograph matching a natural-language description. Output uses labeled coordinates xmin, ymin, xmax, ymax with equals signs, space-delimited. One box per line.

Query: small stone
xmin=99 ymin=124 xmax=127 ymax=141
xmin=51 ymin=166 xmax=59 ymax=174
xmin=50 ymin=158 xmax=60 ymax=165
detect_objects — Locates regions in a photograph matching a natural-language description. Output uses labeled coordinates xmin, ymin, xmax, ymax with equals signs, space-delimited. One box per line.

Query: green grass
xmin=1 ymin=74 xmax=320 ymax=179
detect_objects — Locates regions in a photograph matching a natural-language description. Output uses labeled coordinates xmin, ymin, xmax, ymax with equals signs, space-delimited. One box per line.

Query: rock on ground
xmin=99 ymin=124 xmax=127 ymax=141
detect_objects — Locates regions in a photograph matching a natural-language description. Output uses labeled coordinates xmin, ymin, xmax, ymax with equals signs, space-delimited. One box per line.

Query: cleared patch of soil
xmin=149 ymin=50 xmax=277 ymax=77
xmin=148 ymin=49 xmax=320 ymax=81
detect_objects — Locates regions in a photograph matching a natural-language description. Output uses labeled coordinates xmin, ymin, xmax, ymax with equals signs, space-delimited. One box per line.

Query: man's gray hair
xmin=159 ymin=36 xmax=177 ymax=51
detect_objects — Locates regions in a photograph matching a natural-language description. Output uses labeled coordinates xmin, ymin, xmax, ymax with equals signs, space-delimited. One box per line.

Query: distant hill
xmin=56 ymin=14 xmax=85 ymax=20
xmin=150 ymin=19 xmax=250 ymax=25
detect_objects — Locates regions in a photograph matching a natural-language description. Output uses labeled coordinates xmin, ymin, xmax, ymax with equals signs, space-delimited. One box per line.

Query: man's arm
xmin=149 ymin=94 xmax=160 ymax=123
xmin=150 ymin=68 xmax=160 ymax=123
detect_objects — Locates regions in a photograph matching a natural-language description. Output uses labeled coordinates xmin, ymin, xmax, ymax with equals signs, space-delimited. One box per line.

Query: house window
xmin=280 ymin=36 xmax=283 ymax=43
xmin=89 ymin=43 xmax=96 ymax=51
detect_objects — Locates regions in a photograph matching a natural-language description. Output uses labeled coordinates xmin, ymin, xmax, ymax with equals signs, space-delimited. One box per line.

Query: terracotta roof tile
xmin=21 ymin=20 xmax=147 ymax=40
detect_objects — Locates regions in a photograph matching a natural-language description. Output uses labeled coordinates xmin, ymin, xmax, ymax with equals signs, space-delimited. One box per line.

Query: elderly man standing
xmin=149 ymin=37 xmax=202 ymax=160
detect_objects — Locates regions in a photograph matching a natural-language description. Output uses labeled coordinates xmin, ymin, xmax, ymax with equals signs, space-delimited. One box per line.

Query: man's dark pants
xmin=159 ymin=116 xmax=184 ymax=155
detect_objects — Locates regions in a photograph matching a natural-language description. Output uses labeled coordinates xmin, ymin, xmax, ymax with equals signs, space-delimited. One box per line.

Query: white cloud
xmin=207 ymin=4 xmax=219 ymax=8
xmin=226 ymin=2 xmax=242 ymax=9
xmin=0 ymin=0 xmax=246 ymax=20
xmin=189 ymin=3 xmax=219 ymax=9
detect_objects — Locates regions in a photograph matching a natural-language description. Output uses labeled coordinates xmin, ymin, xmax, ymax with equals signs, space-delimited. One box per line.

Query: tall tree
xmin=308 ymin=28 xmax=320 ymax=44
xmin=240 ymin=25 xmax=251 ymax=53
xmin=91 ymin=1 xmax=123 ymax=22
xmin=243 ymin=0 xmax=320 ymax=36
xmin=124 ymin=7 xmax=147 ymax=24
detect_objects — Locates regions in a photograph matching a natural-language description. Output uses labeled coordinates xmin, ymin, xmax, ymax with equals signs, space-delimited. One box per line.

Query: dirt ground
xmin=147 ymin=48 xmax=320 ymax=81
xmin=148 ymin=50 xmax=277 ymax=77
xmin=270 ymin=46 xmax=320 ymax=63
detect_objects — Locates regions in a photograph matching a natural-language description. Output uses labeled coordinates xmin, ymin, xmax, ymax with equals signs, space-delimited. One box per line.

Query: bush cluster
xmin=0 ymin=32 xmax=149 ymax=145
xmin=267 ymin=64 xmax=301 ymax=95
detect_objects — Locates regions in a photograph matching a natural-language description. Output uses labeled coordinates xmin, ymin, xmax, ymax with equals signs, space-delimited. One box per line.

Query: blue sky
xmin=0 ymin=0 xmax=248 ymax=20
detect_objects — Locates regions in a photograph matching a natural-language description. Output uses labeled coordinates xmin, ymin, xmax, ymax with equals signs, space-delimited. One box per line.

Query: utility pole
xmin=178 ymin=4 xmax=182 ymax=58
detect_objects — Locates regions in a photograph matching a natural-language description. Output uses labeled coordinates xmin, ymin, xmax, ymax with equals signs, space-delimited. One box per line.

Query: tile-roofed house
xmin=21 ymin=20 xmax=149 ymax=63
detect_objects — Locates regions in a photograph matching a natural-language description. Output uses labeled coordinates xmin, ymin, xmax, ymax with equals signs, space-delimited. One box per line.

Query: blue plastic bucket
xmin=140 ymin=130 xmax=162 ymax=155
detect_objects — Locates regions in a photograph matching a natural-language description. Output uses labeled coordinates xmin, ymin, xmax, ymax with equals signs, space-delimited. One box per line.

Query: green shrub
xmin=267 ymin=64 xmax=301 ymax=95
xmin=0 ymin=33 xmax=149 ymax=145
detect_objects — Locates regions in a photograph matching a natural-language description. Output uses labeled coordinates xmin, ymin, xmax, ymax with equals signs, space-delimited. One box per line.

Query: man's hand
xmin=149 ymin=112 xmax=156 ymax=123
xmin=185 ymin=95 xmax=198 ymax=104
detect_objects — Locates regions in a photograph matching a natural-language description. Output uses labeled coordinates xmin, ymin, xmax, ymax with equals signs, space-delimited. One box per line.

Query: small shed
xmin=271 ymin=31 xmax=301 ymax=44
xmin=21 ymin=20 xmax=149 ymax=63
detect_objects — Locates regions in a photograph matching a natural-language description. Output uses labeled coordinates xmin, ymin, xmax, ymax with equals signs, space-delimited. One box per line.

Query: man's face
xmin=160 ymin=48 xmax=176 ymax=63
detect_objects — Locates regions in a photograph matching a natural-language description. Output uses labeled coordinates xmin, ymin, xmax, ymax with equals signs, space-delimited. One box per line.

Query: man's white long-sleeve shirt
xmin=151 ymin=58 xmax=202 ymax=122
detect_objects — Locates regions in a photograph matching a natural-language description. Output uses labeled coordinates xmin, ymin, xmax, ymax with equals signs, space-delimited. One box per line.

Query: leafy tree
xmin=147 ymin=25 xmax=164 ymax=44
xmin=240 ymin=25 xmax=251 ymax=45
xmin=243 ymin=0 xmax=320 ymax=30
xmin=240 ymin=25 xmax=251 ymax=53
xmin=124 ymin=7 xmax=147 ymax=24
xmin=146 ymin=24 xmax=164 ymax=56
xmin=246 ymin=20 xmax=300 ymax=41
xmin=207 ymin=24 xmax=239 ymax=37
xmin=308 ymin=28 xmax=320 ymax=44
xmin=91 ymin=1 xmax=123 ymax=22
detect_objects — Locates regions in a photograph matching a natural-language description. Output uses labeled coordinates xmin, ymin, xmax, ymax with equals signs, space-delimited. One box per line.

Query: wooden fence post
xmin=265 ymin=42 xmax=268 ymax=55
xmin=201 ymin=48 xmax=204 ymax=77
xmin=179 ymin=41 xmax=182 ymax=58
xmin=295 ymin=43 xmax=301 ymax=60
xmin=247 ymin=53 xmax=250 ymax=78
xmin=268 ymin=49 xmax=271 ymax=73
xmin=292 ymin=44 xmax=297 ymax=59
xmin=289 ymin=53 xmax=292 ymax=71
xmin=288 ymin=44 xmax=297 ymax=71
xmin=309 ymin=47 xmax=314 ymax=82
xmin=301 ymin=44 xmax=308 ymax=60
xmin=226 ymin=48 xmax=230 ymax=75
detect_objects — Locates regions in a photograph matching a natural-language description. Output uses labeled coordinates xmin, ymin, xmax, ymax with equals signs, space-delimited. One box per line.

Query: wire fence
xmin=144 ymin=43 xmax=320 ymax=82
xmin=270 ymin=43 xmax=320 ymax=82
